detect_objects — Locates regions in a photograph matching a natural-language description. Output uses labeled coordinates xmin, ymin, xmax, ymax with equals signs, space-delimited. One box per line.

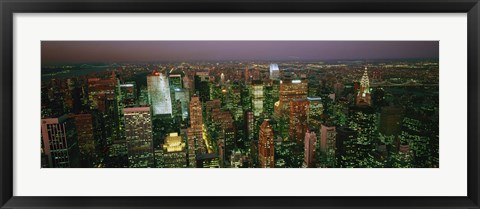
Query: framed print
xmin=1 ymin=0 xmax=479 ymax=208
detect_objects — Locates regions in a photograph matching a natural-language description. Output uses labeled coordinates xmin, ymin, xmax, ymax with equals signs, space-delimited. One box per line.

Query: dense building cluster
xmin=41 ymin=60 xmax=439 ymax=168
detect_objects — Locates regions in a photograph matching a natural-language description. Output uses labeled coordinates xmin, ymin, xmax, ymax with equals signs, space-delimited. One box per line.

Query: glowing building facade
xmin=251 ymin=81 xmax=264 ymax=117
xmin=356 ymin=68 xmax=372 ymax=106
xmin=188 ymin=96 xmax=205 ymax=158
xmin=124 ymin=106 xmax=154 ymax=168
xmin=289 ymin=99 xmax=309 ymax=143
xmin=276 ymin=79 xmax=308 ymax=117
xmin=147 ymin=71 xmax=172 ymax=115
xmin=162 ymin=132 xmax=187 ymax=168
xmin=258 ymin=119 xmax=274 ymax=168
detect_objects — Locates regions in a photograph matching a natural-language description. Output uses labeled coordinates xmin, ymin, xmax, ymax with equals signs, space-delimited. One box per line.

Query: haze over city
xmin=42 ymin=41 xmax=439 ymax=64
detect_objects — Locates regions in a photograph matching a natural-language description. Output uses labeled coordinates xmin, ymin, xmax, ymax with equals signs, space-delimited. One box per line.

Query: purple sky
xmin=41 ymin=41 xmax=438 ymax=64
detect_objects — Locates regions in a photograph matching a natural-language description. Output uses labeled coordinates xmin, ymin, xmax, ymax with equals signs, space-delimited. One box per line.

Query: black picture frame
xmin=1 ymin=0 xmax=479 ymax=208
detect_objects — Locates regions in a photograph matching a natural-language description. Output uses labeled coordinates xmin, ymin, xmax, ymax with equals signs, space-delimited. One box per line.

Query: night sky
xmin=41 ymin=41 xmax=439 ymax=64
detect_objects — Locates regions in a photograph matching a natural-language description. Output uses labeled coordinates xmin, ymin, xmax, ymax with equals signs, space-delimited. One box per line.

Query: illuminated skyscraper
xmin=73 ymin=113 xmax=96 ymax=167
xmin=307 ymin=97 xmax=323 ymax=127
xmin=251 ymin=81 xmax=264 ymax=117
xmin=320 ymin=124 xmax=337 ymax=167
xmin=174 ymin=89 xmax=190 ymax=120
xmin=269 ymin=63 xmax=280 ymax=80
xmin=304 ymin=129 xmax=317 ymax=168
xmin=41 ymin=115 xmax=80 ymax=168
xmin=124 ymin=106 xmax=154 ymax=168
xmin=276 ymin=79 xmax=308 ymax=117
xmin=188 ymin=96 xmax=205 ymax=156
xmin=147 ymin=71 xmax=172 ymax=115
xmin=356 ymin=67 xmax=372 ymax=106
xmin=258 ymin=119 xmax=274 ymax=168
xmin=289 ymin=99 xmax=309 ymax=143
xmin=162 ymin=132 xmax=187 ymax=168
xmin=120 ymin=82 xmax=137 ymax=107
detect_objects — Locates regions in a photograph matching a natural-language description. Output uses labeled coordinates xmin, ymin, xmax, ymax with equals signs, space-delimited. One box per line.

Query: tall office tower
xmin=41 ymin=115 xmax=80 ymax=168
xmin=251 ymin=81 xmax=264 ymax=117
xmin=258 ymin=120 xmax=275 ymax=168
xmin=379 ymin=106 xmax=404 ymax=136
xmin=188 ymin=96 xmax=205 ymax=155
xmin=289 ymin=99 xmax=309 ymax=143
xmin=320 ymin=125 xmax=337 ymax=152
xmin=320 ymin=124 xmax=337 ymax=167
xmin=169 ymin=74 xmax=183 ymax=91
xmin=174 ymin=89 xmax=190 ymax=120
xmin=169 ymin=74 xmax=183 ymax=120
xmin=264 ymin=83 xmax=274 ymax=117
xmin=147 ymin=71 xmax=172 ymax=115
xmin=356 ymin=67 xmax=372 ymax=106
xmin=87 ymin=72 xmax=118 ymax=112
xmin=220 ymin=73 xmax=225 ymax=85
xmin=162 ymin=132 xmax=187 ymax=168
xmin=269 ymin=63 xmax=280 ymax=80
xmin=194 ymin=72 xmax=211 ymax=102
xmin=73 ymin=113 xmax=96 ymax=167
xmin=183 ymin=75 xmax=194 ymax=95
xmin=276 ymin=79 xmax=308 ymax=117
xmin=307 ymin=97 xmax=323 ymax=127
xmin=246 ymin=111 xmax=255 ymax=144
xmin=120 ymin=82 xmax=137 ymax=107
xmin=304 ymin=130 xmax=317 ymax=168
xmin=335 ymin=127 xmax=358 ymax=168
xmin=124 ymin=106 xmax=154 ymax=168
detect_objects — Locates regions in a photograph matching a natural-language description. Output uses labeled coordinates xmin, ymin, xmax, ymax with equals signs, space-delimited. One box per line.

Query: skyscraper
xmin=124 ymin=106 xmax=154 ymax=168
xmin=147 ymin=71 xmax=172 ymax=115
xmin=320 ymin=124 xmax=337 ymax=167
xmin=276 ymin=79 xmax=308 ymax=117
xmin=356 ymin=67 xmax=372 ymax=106
xmin=307 ymin=97 xmax=323 ymax=127
xmin=258 ymin=119 xmax=274 ymax=168
xmin=162 ymin=132 xmax=187 ymax=168
xmin=73 ymin=113 xmax=96 ymax=167
xmin=41 ymin=115 xmax=80 ymax=168
xmin=269 ymin=63 xmax=280 ymax=80
xmin=304 ymin=129 xmax=317 ymax=168
xmin=188 ymin=96 xmax=206 ymax=155
xmin=119 ymin=82 xmax=137 ymax=107
xmin=289 ymin=99 xmax=309 ymax=143
xmin=251 ymin=81 xmax=264 ymax=117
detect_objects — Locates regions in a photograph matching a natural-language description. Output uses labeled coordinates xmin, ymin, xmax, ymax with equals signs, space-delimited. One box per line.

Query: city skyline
xmin=41 ymin=41 xmax=439 ymax=168
xmin=42 ymin=41 xmax=439 ymax=64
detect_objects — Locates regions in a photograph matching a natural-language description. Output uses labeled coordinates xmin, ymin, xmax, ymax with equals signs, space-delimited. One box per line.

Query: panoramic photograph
xmin=41 ymin=41 xmax=439 ymax=168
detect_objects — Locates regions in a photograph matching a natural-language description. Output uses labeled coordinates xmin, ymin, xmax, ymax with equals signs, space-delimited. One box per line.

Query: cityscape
xmin=41 ymin=41 xmax=439 ymax=168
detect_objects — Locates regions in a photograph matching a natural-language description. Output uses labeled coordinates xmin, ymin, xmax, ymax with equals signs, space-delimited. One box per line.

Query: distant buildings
xmin=269 ymin=63 xmax=280 ymax=80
